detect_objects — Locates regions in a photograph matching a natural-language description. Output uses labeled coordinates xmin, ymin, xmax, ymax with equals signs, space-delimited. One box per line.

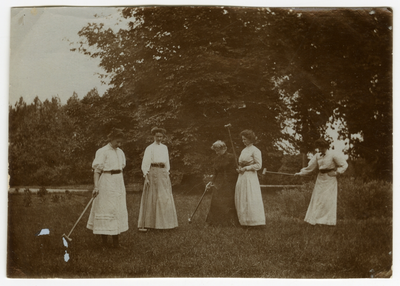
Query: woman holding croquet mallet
xmin=295 ymin=138 xmax=348 ymax=226
xmin=235 ymin=130 xmax=266 ymax=227
xmin=86 ymin=129 xmax=129 ymax=249
xmin=138 ymin=127 xmax=178 ymax=231
xmin=205 ymin=140 xmax=239 ymax=226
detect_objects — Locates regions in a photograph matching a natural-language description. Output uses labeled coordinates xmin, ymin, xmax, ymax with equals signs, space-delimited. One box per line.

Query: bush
xmin=37 ymin=186 xmax=48 ymax=197
xmin=23 ymin=188 xmax=32 ymax=207
xmin=51 ymin=194 xmax=60 ymax=203
xmin=65 ymin=190 xmax=72 ymax=200
xmin=338 ymin=178 xmax=392 ymax=220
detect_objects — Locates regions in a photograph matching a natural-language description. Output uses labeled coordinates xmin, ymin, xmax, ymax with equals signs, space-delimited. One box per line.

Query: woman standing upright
xmin=138 ymin=127 xmax=178 ymax=231
xmin=235 ymin=130 xmax=266 ymax=226
xmin=87 ymin=129 xmax=129 ymax=249
xmin=206 ymin=140 xmax=239 ymax=226
xmin=295 ymin=139 xmax=348 ymax=226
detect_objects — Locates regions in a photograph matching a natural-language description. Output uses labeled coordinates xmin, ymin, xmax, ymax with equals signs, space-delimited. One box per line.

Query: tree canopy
xmin=8 ymin=7 xmax=392 ymax=185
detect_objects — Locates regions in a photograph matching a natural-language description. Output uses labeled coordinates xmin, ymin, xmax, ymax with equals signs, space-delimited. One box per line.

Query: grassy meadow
xmin=7 ymin=179 xmax=392 ymax=278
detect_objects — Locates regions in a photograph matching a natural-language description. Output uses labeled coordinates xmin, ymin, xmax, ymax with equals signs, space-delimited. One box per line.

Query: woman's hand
xmin=144 ymin=174 xmax=150 ymax=186
xmin=236 ymin=167 xmax=246 ymax=174
xmin=328 ymin=170 xmax=338 ymax=177
xmin=92 ymin=187 xmax=99 ymax=198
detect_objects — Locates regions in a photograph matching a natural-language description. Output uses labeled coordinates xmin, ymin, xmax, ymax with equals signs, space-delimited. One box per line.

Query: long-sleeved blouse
xmin=298 ymin=150 xmax=348 ymax=176
xmin=141 ymin=142 xmax=170 ymax=176
xmin=238 ymin=145 xmax=262 ymax=171
xmin=92 ymin=143 xmax=126 ymax=173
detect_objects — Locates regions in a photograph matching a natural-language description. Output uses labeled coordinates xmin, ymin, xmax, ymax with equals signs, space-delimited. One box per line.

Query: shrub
xmin=338 ymin=178 xmax=392 ymax=220
xmin=65 ymin=190 xmax=72 ymax=200
xmin=37 ymin=186 xmax=48 ymax=197
xmin=51 ymin=194 xmax=60 ymax=203
xmin=23 ymin=188 xmax=32 ymax=207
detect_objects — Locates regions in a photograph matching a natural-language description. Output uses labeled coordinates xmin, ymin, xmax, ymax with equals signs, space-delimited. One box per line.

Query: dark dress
xmin=206 ymin=152 xmax=239 ymax=226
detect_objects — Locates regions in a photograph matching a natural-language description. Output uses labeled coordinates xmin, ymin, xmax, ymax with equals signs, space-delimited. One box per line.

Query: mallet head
xmin=62 ymin=233 xmax=72 ymax=242
xmin=188 ymin=217 xmax=192 ymax=224
xmin=224 ymin=123 xmax=232 ymax=128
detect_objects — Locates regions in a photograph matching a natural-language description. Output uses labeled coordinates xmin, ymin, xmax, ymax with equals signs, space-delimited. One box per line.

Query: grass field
xmin=7 ymin=183 xmax=392 ymax=278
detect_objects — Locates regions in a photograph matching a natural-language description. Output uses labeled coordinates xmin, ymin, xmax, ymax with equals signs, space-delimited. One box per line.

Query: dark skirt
xmin=206 ymin=185 xmax=239 ymax=226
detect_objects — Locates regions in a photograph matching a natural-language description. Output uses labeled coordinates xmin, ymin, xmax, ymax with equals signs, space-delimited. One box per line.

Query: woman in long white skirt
xmin=295 ymin=139 xmax=348 ymax=226
xmin=235 ymin=130 xmax=266 ymax=226
xmin=138 ymin=127 xmax=178 ymax=231
xmin=87 ymin=129 xmax=129 ymax=248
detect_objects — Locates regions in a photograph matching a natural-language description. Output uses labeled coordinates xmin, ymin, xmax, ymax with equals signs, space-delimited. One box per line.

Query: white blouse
xmin=239 ymin=145 xmax=262 ymax=171
xmin=298 ymin=150 xmax=348 ymax=175
xmin=92 ymin=143 xmax=126 ymax=174
xmin=141 ymin=142 xmax=171 ymax=176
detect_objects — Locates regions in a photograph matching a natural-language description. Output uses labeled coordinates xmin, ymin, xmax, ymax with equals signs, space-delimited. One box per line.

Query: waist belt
xmin=103 ymin=170 xmax=122 ymax=175
xmin=151 ymin=163 xmax=165 ymax=168
xmin=319 ymin=168 xmax=335 ymax=174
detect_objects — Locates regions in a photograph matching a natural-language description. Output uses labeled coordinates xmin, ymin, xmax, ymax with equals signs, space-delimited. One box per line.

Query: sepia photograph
xmin=4 ymin=0 xmax=396 ymax=283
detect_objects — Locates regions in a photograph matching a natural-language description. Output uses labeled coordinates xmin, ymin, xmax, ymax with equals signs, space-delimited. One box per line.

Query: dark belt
xmin=103 ymin=170 xmax=122 ymax=175
xmin=319 ymin=168 xmax=335 ymax=174
xmin=151 ymin=163 xmax=165 ymax=168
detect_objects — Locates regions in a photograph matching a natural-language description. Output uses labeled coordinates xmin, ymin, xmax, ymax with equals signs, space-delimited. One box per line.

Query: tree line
xmin=9 ymin=7 xmax=392 ymax=186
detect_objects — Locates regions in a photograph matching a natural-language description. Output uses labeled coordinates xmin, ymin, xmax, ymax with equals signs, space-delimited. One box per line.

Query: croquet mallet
xmin=262 ymin=168 xmax=312 ymax=177
xmin=62 ymin=195 xmax=95 ymax=242
xmin=188 ymin=182 xmax=212 ymax=223
xmin=139 ymin=175 xmax=150 ymax=232
xmin=224 ymin=123 xmax=239 ymax=168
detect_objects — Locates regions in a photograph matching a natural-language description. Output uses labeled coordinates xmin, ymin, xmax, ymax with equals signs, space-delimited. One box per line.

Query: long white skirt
xmin=87 ymin=173 xmax=129 ymax=235
xmin=235 ymin=170 xmax=266 ymax=226
xmin=304 ymin=173 xmax=337 ymax=225
xmin=138 ymin=167 xmax=178 ymax=229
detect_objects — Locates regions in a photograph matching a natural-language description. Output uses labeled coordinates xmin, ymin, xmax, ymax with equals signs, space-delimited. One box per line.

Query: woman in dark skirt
xmin=206 ymin=140 xmax=239 ymax=226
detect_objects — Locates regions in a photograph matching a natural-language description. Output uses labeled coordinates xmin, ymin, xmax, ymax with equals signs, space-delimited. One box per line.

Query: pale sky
xmin=9 ymin=6 xmax=128 ymax=105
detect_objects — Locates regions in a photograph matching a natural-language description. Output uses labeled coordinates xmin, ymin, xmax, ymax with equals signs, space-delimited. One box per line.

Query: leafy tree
xmin=9 ymin=96 xmax=79 ymax=185
xmin=75 ymin=6 xmax=294 ymax=181
xmin=74 ymin=6 xmax=392 ymax=181
xmin=273 ymin=8 xmax=392 ymax=178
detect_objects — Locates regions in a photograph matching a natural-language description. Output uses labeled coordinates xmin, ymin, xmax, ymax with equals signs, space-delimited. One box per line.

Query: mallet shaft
xmin=139 ymin=176 xmax=150 ymax=230
xmin=225 ymin=124 xmax=239 ymax=168
xmin=263 ymin=170 xmax=295 ymax=177
xmin=188 ymin=184 xmax=210 ymax=222
xmin=67 ymin=197 xmax=94 ymax=237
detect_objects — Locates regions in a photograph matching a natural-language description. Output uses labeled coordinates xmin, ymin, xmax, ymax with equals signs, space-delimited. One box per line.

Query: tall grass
xmin=7 ymin=180 xmax=392 ymax=278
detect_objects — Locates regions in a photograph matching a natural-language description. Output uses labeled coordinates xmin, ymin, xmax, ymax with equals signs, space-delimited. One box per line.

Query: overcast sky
xmin=9 ymin=6 xmax=127 ymax=105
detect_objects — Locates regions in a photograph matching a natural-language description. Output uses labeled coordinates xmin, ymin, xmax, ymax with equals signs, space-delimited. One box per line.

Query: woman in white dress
xmin=235 ymin=130 xmax=266 ymax=226
xmin=295 ymin=139 xmax=348 ymax=226
xmin=87 ymin=129 xmax=129 ymax=248
xmin=138 ymin=127 xmax=178 ymax=231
